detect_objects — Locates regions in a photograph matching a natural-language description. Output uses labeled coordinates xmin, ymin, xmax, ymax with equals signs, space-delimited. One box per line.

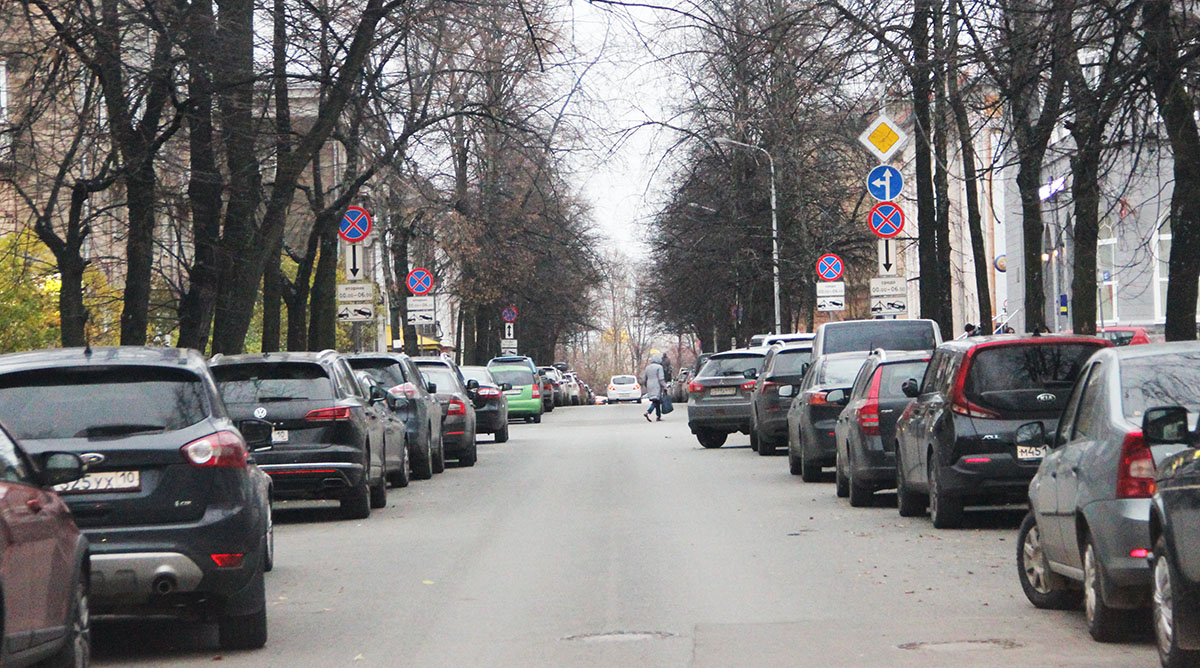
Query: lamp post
xmin=715 ymin=137 xmax=781 ymax=335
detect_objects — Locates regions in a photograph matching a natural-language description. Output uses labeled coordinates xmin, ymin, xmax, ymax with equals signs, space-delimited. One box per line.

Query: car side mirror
xmin=825 ymin=388 xmax=850 ymax=405
xmin=501 ymin=383 xmax=512 ymax=391
xmin=742 ymin=368 xmax=758 ymax=380
xmin=901 ymin=378 xmax=920 ymax=398
xmin=238 ymin=418 xmax=274 ymax=449
xmin=369 ymin=385 xmax=387 ymax=405
xmin=800 ymin=363 xmax=811 ymax=376
xmin=778 ymin=385 xmax=795 ymax=398
xmin=1144 ymin=406 xmax=1191 ymax=445
xmin=426 ymin=382 xmax=437 ymax=394
xmin=466 ymin=379 xmax=480 ymax=391
xmin=38 ymin=452 xmax=84 ymax=487
xmin=1014 ymin=421 xmax=1046 ymax=449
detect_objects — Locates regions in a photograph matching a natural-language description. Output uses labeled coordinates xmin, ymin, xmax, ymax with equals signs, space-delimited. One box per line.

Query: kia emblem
xmin=1037 ymin=393 xmax=1056 ymax=403
xmin=254 ymin=407 xmax=267 ymax=419
xmin=80 ymin=453 xmax=105 ymax=466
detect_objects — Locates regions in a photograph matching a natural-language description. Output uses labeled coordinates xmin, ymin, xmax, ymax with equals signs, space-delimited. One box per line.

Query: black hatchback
xmin=0 ymin=346 xmax=273 ymax=649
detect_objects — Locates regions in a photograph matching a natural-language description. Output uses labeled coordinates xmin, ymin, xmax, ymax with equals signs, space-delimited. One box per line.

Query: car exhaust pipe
xmin=322 ymin=477 xmax=348 ymax=489
xmin=152 ymin=572 xmax=177 ymax=595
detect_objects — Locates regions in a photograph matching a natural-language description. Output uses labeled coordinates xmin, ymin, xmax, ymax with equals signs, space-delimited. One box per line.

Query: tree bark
xmin=911 ymin=0 xmax=942 ymax=332
xmin=308 ymin=223 xmax=339 ymax=350
xmin=931 ymin=0 xmax=953 ymax=336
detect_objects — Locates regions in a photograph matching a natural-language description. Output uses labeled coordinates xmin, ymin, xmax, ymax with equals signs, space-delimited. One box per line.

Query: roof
xmin=867 ymin=349 xmax=933 ymax=364
xmin=935 ymin=333 xmax=1108 ymax=353
xmin=712 ymin=347 xmax=770 ymax=358
xmin=1104 ymin=340 xmax=1200 ymax=362
xmin=0 ymin=346 xmax=208 ymax=374
xmin=209 ymin=350 xmax=340 ymax=365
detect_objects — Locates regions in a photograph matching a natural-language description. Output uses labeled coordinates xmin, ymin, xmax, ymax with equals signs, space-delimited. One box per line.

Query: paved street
xmin=94 ymin=403 xmax=1156 ymax=667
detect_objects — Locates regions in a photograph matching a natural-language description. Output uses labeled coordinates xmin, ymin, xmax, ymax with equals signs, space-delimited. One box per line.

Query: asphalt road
xmin=93 ymin=402 xmax=1157 ymax=667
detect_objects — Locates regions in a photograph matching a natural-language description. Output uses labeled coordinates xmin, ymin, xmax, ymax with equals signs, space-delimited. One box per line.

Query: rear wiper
xmin=76 ymin=424 xmax=167 ymax=438
xmin=255 ymin=396 xmax=298 ymax=402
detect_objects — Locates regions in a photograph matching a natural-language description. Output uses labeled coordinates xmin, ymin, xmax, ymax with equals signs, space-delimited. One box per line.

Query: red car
xmin=1097 ymin=326 xmax=1151 ymax=346
xmin=0 ymin=423 xmax=90 ymax=667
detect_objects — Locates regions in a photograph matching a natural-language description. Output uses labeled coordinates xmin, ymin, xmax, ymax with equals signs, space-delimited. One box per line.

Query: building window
xmin=1098 ymin=220 xmax=1117 ymax=324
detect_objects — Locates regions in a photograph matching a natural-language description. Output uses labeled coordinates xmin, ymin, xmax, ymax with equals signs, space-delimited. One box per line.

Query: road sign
xmin=337 ymin=303 xmax=374 ymax=322
xmin=870 ymin=277 xmax=906 ymax=297
xmin=338 ymin=206 xmax=372 ymax=243
xmin=869 ymin=277 xmax=907 ymax=316
xmin=337 ymin=283 xmax=373 ymax=303
xmin=504 ymin=322 xmax=514 ymax=339
xmin=502 ymin=305 xmax=518 ymax=323
xmin=867 ymin=165 xmax=904 ymax=201
xmin=870 ymin=297 xmax=908 ymax=316
xmin=858 ymin=113 xmax=909 ymax=162
xmin=816 ymin=254 xmax=844 ymax=281
xmin=344 ymin=242 xmax=364 ymax=281
xmin=500 ymin=339 xmax=518 ymax=355
xmin=877 ymin=238 xmax=897 ymax=275
xmin=407 ymin=268 xmax=433 ymax=295
xmin=868 ymin=202 xmax=905 ymax=238
xmin=406 ymin=296 xmax=434 ymax=325
xmin=816 ymin=281 xmax=845 ymax=312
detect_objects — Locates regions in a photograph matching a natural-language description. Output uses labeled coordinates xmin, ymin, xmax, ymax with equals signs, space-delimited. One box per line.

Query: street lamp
xmin=714 ymin=137 xmax=782 ymax=335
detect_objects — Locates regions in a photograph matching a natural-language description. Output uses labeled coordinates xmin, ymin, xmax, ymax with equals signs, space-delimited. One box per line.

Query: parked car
xmin=347 ymin=352 xmax=444 ymax=479
xmin=834 ymin=350 xmax=930 ymax=506
xmin=670 ymin=367 xmax=693 ymax=403
xmin=750 ymin=332 xmax=816 ymax=347
xmin=210 ymin=349 xmax=393 ymax=519
xmin=0 ymin=347 xmax=273 ymax=649
xmin=787 ymin=351 xmax=872 ymax=480
xmin=562 ymin=372 xmax=583 ymax=405
xmin=1015 ymin=342 xmax=1194 ymax=644
xmin=1098 ymin=326 xmax=1152 ymax=346
xmin=0 ymin=422 xmax=89 ymax=666
xmin=460 ymin=365 xmax=511 ymax=443
xmin=489 ymin=355 xmax=538 ymax=375
xmin=686 ymin=348 xmax=769 ymax=448
xmin=354 ymin=371 xmax=410 ymax=483
xmin=490 ymin=364 xmax=544 ymax=423
xmin=895 ymin=334 xmax=1108 ymax=528
xmin=607 ymin=374 xmax=642 ymax=403
xmin=748 ymin=343 xmax=814 ymax=456
xmin=811 ymin=318 xmax=941 ymax=358
xmin=537 ymin=366 xmax=563 ymax=408
xmin=413 ymin=358 xmax=479 ymax=466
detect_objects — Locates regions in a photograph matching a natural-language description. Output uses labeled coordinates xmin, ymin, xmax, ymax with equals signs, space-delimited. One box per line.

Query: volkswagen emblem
xmin=254 ymin=407 xmax=267 ymax=419
xmin=1036 ymin=393 xmax=1056 ymax=403
xmin=80 ymin=452 xmax=105 ymax=466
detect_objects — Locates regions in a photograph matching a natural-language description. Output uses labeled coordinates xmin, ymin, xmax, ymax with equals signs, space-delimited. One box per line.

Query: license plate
xmin=1017 ymin=445 xmax=1047 ymax=460
xmin=504 ymin=390 xmax=521 ymax=396
xmin=709 ymin=387 xmax=736 ymax=397
xmin=271 ymin=429 xmax=290 ymax=443
xmin=54 ymin=470 xmax=140 ymax=494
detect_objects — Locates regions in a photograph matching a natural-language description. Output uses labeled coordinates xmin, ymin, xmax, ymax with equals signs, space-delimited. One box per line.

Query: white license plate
xmin=709 ymin=387 xmax=736 ymax=397
xmin=271 ymin=429 xmax=290 ymax=443
xmin=504 ymin=390 xmax=522 ymax=396
xmin=1016 ymin=445 xmax=1047 ymax=460
xmin=54 ymin=470 xmax=140 ymax=494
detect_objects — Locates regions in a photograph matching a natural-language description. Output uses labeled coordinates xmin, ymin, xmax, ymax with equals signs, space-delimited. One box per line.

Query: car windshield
xmin=963 ymin=343 xmax=1102 ymax=413
xmin=820 ymin=357 xmax=867 ymax=386
xmin=347 ymin=359 xmax=407 ymax=387
xmin=492 ymin=368 xmax=535 ymax=387
xmin=698 ymin=354 xmax=764 ymax=377
xmin=770 ymin=349 xmax=812 ymax=375
xmin=1121 ymin=353 xmax=1200 ymax=421
xmin=879 ymin=361 xmax=930 ymax=397
xmin=212 ymin=362 xmax=335 ymax=402
xmin=0 ymin=366 xmax=209 ymax=440
xmin=821 ymin=321 xmax=937 ymax=354
xmin=417 ymin=366 xmax=461 ymax=393
xmin=1100 ymin=330 xmax=1135 ymax=346
xmin=460 ymin=367 xmax=494 ymax=384
xmin=612 ymin=375 xmax=637 ymax=385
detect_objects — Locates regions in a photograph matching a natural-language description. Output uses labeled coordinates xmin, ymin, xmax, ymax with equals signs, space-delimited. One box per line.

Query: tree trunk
xmin=911 ymin=0 xmax=942 ymax=332
xmin=119 ymin=160 xmax=156 ymax=345
xmin=931 ymin=0 xmax=953 ymax=336
xmin=1069 ymin=146 xmax=1101 ymax=335
xmin=1016 ymin=159 xmax=1047 ymax=332
xmin=261 ymin=241 xmax=283 ymax=352
xmin=308 ymin=226 xmax=338 ymax=350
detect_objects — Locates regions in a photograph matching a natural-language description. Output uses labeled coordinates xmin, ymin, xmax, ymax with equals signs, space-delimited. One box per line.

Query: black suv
xmin=210 ymin=350 xmax=395 ymax=520
xmin=347 ymin=352 xmax=445 ymax=479
xmin=0 ymin=347 xmax=273 ymax=649
xmin=894 ymin=335 xmax=1108 ymax=528
xmin=748 ymin=343 xmax=813 ymax=456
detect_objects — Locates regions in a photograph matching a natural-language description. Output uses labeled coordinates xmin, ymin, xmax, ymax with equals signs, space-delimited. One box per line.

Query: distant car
xmin=748 ymin=343 xmax=813 ymax=456
xmin=686 ymin=348 xmax=769 ymax=448
xmin=489 ymin=364 xmax=544 ymax=423
xmin=413 ymin=358 xmax=479 ymax=466
xmin=1 ymin=347 xmax=273 ymax=649
xmin=607 ymin=374 xmax=642 ymax=403
xmin=347 ymin=352 xmax=445 ymax=479
xmin=460 ymin=366 xmax=511 ymax=443
xmin=537 ymin=366 xmax=563 ymax=409
xmin=1098 ymin=326 xmax=1151 ymax=346
xmin=834 ymin=350 xmax=930 ymax=505
xmin=896 ymin=334 xmax=1108 ymax=528
xmin=811 ymin=318 xmax=942 ymax=358
xmin=489 ymin=355 xmax=538 ymax=375
xmin=670 ymin=367 xmax=692 ymax=403
xmin=787 ymin=351 xmax=871 ymax=480
xmin=562 ymin=372 xmax=583 ymax=405
xmin=750 ymin=332 xmax=815 ymax=347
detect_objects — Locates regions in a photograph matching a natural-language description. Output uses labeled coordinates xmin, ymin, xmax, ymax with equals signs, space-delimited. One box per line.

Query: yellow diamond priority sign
xmin=858 ymin=113 xmax=908 ymax=162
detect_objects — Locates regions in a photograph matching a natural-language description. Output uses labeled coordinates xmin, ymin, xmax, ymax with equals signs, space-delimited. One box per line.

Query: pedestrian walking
xmin=643 ymin=353 xmax=666 ymax=422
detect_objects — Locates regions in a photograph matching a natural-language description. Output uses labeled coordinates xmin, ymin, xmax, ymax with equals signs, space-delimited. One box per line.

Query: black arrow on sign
xmin=350 ymin=245 xmax=360 ymax=277
xmin=882 ymin=239 xmax=892 ymax=272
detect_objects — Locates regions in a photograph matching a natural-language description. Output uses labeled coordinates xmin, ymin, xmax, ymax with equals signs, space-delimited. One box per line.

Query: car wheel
xmin=533 ymin=413 xmax=542 ymax=424
xmin=1085 ymin=536 xmax=1134 ymax=642
xmin=637 ymin=398 xmax=643 ymax=404
xmin=389 ymin=444 xmax=410 ymax=489
xmin=896 ymin=448 xmax=924 ymax=517
xmin=799 ymin=447 xmax=822 ymax=483
xmin=39 ymin=576 xmax=89 ymax=668
xmin=495 ymin=423 xmax=509 ymax=443
xmin=1016 ymin=512 xmax=1078 ymax=609
xmin=928 ymin=457 xmax=963 ymax=529
xmin=835 ymin=451 xmax=850 ymax=497
xmin=460 ymin=434 xmax=478 ymax=467
xmin=432 ymin=436 xmax=446 ymax=474
xmin=263 ymin=502 xmax=274 ymax=573
xmin=758 ymin=437 xmax=775 ymax=456
xmin=789 ymin=451 xmax=802 ymax=475
xmin=749 ymin=428 xmax=760 ymax=452
xmin=218 ymin=569 xmax=268 ymax=650
xmin=369 ymin=475 xmax=388 ymax=509
xmin=696 ymin=429 xmax=726 ymax=449
xmin=410 ymin=434 xmax=434 ymax=481
xmin=1154 ymin=535 xmax=1200 ymax=667
xmin=848 ymin=479 xmax=872 ymax=507
xmin=341 ymin=480 xmax=371 ymax=520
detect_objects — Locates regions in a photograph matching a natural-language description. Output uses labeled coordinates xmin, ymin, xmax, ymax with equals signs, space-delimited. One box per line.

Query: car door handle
xmin=26 ymin=498 xmax=42 ymax=513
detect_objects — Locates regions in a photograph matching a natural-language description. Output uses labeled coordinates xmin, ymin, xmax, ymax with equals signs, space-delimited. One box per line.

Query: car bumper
xmin=255 ymin=446 xmax=366 ymax=500
xmin=1083 ymin=498 xmax=1153 ymax=602
xmin=757 ymin=412 xmax=790 ymax=442
xmin=934 ymin=453 xmax=1041 ymax=504
xmin=506 ymin=397 xmax=542 ymax=417
xmin=850 ymin=445 xmax=897 ymax=485
xmin=475 ymin=405 xmax=507 ymax=432
xmin=688 ymin=402 xmax=752 ymax=433
xmin=801 ymin=419 xmax=839 ymax=465
xmin=608 ymin=390 xmax=641 ymax=402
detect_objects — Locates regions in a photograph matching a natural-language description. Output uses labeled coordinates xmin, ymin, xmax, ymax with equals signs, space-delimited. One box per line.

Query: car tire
xmin=749 ymin=428 xmax=760 ymax=452
xmin=218 ymin=569 xmax=268 ymax=650
xmin=341 ymin=481 xmax=371 ymax=520
xmin=432 ymin=437 xmax=446 ymax=474
xmin=1154 ymin=535 xmax=1200 ymax=667
xmin=533 ymin=413 xmax=542 ymax=424
xmin=1016 ymin=512 xmax=1078 ymax=610
xmin=800 ymin=448 xmax=822 ymax=483
xmin=1085 ymin=536 xmax=1135 ymax=642
xmin=896 ymin=448 xmax=924 ymax=517
xmin=495 ymin=423 xmax=509 ymax=443
xmin=928 ymin=457 xmax=964 ymax=529
xmin=696 ymin=429 xmax=726 ymax=449
xmin=835 ymin=451 xmax=849 ymax=497
xmin=263 ymin=503 xmax=274 ymax=573
xmin=848 ymin=480 xmax=872 ymax=507
xmin=637 ymin=398 xmax=643 ymax=404
xmin=789 ymin=451 xmax=802 ymax=475
xmin=759 ymin=438 xmax=775 ymax=456
xmin=460 ymin=435 xmax=478 ymax=467
xmin=39 ymin=576 xmax=89 ymax=668
xmin=410 ymin=436 xmax=434 ymax=481
xmin=389 ymin=444 xmax=409 ymax=489
xmin=369 ymin=475 xmax=388 ymax=509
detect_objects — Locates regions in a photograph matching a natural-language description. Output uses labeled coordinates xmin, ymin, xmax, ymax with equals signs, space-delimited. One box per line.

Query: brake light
xmin=741 ymin=380 xmax=757 ymax=390
xmin=210 ymin=553 xmax=245 ymax=568
xmin=478 ymin=387 xmax=501 ymax=399
xmin=807 ymin=390 xmax=829 ymax=405
xmin=1116 ymin=431 xmax=1156 ymax=499
xmin=608 ymin=384 xmax=616 ymax=391
xmin=860 ymin=369 xmax=883 ymax=435
xmin=305 ymin=406 xmax=352 ymax=421
xmin=949 ymin=352 xmax=1000 ymax=419
xmin=448 ymin=397 xmax=467 ymax=416
xmin=634 ymin=384 xmax=640 ymax=390
xmin=1131 ymin=548 xmax=1151 ymax=558
xmin=532 ymin=385 xmax=541 ymax=398
xmin=182 ymin=431 xmax=248 ymax=468
xmin=389 ymin=382 xmax=418 ymax=399
xmin=963 ymin=457 xmax=992 ymax=464
xmin=688 ymin=381 xmax=703 ymax=393
xmin=761 ymin=381 xmax=780 ymax=394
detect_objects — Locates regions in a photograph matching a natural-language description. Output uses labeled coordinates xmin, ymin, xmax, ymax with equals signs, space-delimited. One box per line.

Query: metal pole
xmin=715 ymin=137 xmax=782 ymax=335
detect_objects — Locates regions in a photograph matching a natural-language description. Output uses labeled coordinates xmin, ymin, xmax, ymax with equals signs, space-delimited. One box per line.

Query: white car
xmin=606 ymin=375 xmax=642 ymax=403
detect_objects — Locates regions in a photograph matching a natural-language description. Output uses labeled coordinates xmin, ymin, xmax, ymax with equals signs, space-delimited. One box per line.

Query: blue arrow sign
xmin=866 ymin=165 xmax=903 ymax=202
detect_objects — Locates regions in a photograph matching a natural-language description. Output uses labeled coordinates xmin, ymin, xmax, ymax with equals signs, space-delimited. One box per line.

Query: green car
xmin=488 ymin=364 xmax=544 ymax=423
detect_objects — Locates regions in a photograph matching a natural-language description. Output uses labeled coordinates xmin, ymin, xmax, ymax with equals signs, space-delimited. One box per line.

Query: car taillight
xmin=608 ymin=384 xmax=616 ymax=391
xmin=389 ymin=382 xmax=418 ymax=399
xmin=741 ymin=380 xmax=756 ymax=390
xmin=532 ymin=385 xmax=541 ymax=398
xmin=1116 ymin=431 xmax=1156 ymax=499
xmin=448 ymin=397 xmax=467 ymax=416
xmin=860 ymin=369 xmax=882 ymax=435
xmin=762 ymin=381 xmax=779 ymax=394
xmin=305 ymin=406 xmax=352 ymax=421
xmin=210 ymin=553 xmax=245 ymax=568
xmin=634 ymin=383 xmax=640 ymax=390
xmin=182 ymin=431 xmax=248 ymax=468
xmin=807 ymin=390 xmax=829 ymax=405
xmin=688 ymin=381 xmax=703 ymax=393
xmin=948 ymin=353 xmax=1000 ymax=419
xmin=478 ymin=387 xmax=501 ymax=398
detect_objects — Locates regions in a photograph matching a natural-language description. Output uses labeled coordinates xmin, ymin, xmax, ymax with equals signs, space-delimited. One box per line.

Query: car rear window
xmin=416 ymin=365 xmax=461 ymax=393
xmin=770 ymin=349 xmax=812 ymax=375
xmin=0 ymin=366 xmax=209 ymax=440
xmin=1120 ymin=353 xmax=1200 ymax=421
xmin=821 ymin=357 xmax=868 ymax=386
xmin=492 ymin=368 xmax=535 ymax=387
xmin=822 ymin=321 xmax=937 ymax=354
xmin=347 ymin=359 xmax=407 ymax=387
xmin=1100 ymin=330 xmax=1135 ymax=346
xmin=698 ymin=354 xmax=764 ymax=377
xmin=212 ymin=362 xmax=335 ymax=403
xmin=460 ymin=367 xmax=495 ymax=384
xmin=612 ymin=375 xmax=636 ymax=385
xmin=963 ymin=343 xmax=1102 ymax=414
xmin=879 ymin=361 xmax=930 ymax=397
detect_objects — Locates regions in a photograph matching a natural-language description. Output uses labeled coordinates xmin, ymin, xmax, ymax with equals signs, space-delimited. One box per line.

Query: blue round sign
xmin=866 ymin=165 xmax=904 ymax=201
xmin=407 ymin=268 xmax=433 ymax=295
xmin=502 ymin=306 xmax=518 ymax=323
xmin=868 ymin=202 xmax=905 ymax=238
xmin=339 ymin=206 xmax=372 ymax=243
